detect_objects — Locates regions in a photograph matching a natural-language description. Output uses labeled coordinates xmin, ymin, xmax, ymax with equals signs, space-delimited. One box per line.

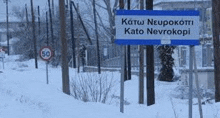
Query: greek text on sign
xmin=115 ymin=10 xmax=200 ymax=45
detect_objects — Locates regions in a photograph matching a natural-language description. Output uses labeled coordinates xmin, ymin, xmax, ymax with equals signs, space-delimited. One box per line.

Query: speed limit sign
xmin=39 ymin=46 xmax=54 ymax=61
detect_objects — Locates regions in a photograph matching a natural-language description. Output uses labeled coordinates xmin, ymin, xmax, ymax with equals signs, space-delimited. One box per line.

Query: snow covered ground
xmin=0 ymin=55 xmax=220 ymax=118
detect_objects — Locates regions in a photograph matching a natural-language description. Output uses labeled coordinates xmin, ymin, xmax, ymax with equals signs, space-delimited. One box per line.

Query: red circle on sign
xmin=0 ymin=48 xmax=5 ymax=52
xmin=39 ymin=46 xmax=54 ymax=61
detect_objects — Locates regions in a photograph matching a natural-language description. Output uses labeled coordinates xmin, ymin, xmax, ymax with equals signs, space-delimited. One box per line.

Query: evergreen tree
xmin=158 ymin=45 xmax=175 ymax=82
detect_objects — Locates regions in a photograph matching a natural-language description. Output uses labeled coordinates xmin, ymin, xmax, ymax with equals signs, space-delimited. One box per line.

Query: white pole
xmin=46 ymin=61 xmax=49 ymax=84
xmin=120 ymin=46 xmax=125 ymax=113
xmin=72 ymin=56 xmax=74 ymax=68
xmin=189 ymin=45 xmax=194 ymax=118
xmin=2 ymin=58 xmax=4 ymax=69
xmin=0 ymin=58 xmax=2 ymax=69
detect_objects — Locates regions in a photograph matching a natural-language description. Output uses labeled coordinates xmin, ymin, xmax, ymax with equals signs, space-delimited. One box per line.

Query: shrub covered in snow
xmin=70 ymin=72 xmax=116 ymax=104
xmin=172 ymin=85 xmax=215 ymax=104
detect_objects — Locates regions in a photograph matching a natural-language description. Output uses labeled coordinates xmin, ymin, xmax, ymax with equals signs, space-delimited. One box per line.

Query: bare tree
xmin=92 ymin=0 xmax=101 ymax=74
xmin=31 ymin=0 xmax=38 ymax=69
xmin=80 ymin=0 xmax=118 ymax=43
xmin=102 ymin=0 xmax=118 ymax=43
xmin=3 ymin=0 xmax=10 ymax=55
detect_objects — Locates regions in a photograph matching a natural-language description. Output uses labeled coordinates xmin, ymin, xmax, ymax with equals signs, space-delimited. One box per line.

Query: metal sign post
xmin=2 ymin=58 xmax=4 ymax=69
xmin=189 ymin=46 xmax=193 ymax=118
xmin=46 ymin=61 xmax=49 ymax=84
xmin=120 ymin=46 xmax=125 ymax=113
xmin=0 ymin=48 xmax=5 ymax=70
xmin=0 ymin=57 xmax=4 ymax=70
xmin=39 ymin=46 xmax=54 ymax=84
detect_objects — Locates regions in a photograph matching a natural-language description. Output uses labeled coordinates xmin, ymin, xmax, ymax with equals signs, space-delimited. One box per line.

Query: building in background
xmin=154 ymin=0 xmax=214 ymax=89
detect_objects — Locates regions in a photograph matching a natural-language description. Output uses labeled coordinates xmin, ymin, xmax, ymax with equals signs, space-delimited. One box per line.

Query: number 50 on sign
xmin=39 ymin=46 xmax=54 ymax=61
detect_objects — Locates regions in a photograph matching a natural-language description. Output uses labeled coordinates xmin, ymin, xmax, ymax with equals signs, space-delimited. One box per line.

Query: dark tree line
xmin=11 ymin=5 xmax=86 ymax=65
xmin=10 ymin=1 xmax=176 ymax=82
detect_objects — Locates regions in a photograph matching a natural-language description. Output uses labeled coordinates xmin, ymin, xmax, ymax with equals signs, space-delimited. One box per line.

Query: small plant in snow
xmin=70 ymin=72 xmax=116 ymax=104
xmin=172 ymin=85 xmax=215 ymax=104
xmin=170 ymin=97 xmax=178 ymax=118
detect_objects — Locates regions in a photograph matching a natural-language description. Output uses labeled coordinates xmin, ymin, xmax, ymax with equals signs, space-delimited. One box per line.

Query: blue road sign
xmin=115 ymin=10 xmax=200 ymax=45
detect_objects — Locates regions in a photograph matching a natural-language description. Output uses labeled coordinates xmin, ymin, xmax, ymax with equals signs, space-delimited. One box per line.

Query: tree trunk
xmin=139 ymin=0 xmax=144 ymax=104
xmin=93 ymin=0 xmax=101 ymax=74
xmin=212 ymin=0 xmax=220 ymax=102
xmin=59 ymin=0 xmax=70 ymax=95
xmin=31 ymin=0 xmax=38 ymax=69
xmin=146 ymin=0 xmax=155 ymax=106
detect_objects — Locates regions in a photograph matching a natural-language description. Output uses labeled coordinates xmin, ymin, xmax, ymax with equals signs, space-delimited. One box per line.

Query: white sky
xmin=154 ymin=0 xmax=211 ymax=5
xmin=0 ymin=0 xmax=58 ymax=22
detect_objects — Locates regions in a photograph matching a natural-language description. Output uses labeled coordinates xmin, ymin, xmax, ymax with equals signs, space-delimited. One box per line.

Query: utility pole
xmin=123 ymin=0 xmax=127 ymax=81
xmin=6 ymin=0 xmax=9 ymax=55
xmin=31 ymin=0 xmax=38 ymax=69
xmin=127 ymin=0 xmax=131 ymax=81
xmin=119 ymin=0 xmax=125 ymax=113
xmin=25 ymin=4 xmax=30 ymax=44
xmin=25 ymin=3 xmax=31 ymax=56
xmin=38 ymin=6 xmax=41 ymax=37
xmin=59 ymin=0 xmax=70 ymax=95
xmin=76 ymin=3 xmax=80 ymax=73
xmin=48 ymin=0 xmax=54 ymax=49
xmin=69 ymin=0 xmax=76 ymax=68
xmin=124 ymin=48 xmax=127 ymax=81
xmin=92 ymin=0 xmax=101 ymax=74
xmin=139 ymin=0 xmax=144 ymax=104
xmin=52 ymin=0 xmax=55 ymax=16
xmin=46 ymin=12 xmax=49 ymax=46
xmin=212 ymin=0 xmax=220 ymax=102
xmin=38 ymin=6 xmax=41 ymax=47
xmin=146 ymin=0 xmax=155 ymax=106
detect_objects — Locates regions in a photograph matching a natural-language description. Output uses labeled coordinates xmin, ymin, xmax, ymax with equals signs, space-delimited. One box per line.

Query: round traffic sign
xmin=39 ymin=46 xmax=54 ymax=61
xmin=0 ymin=48 xmax=5 ymax=52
